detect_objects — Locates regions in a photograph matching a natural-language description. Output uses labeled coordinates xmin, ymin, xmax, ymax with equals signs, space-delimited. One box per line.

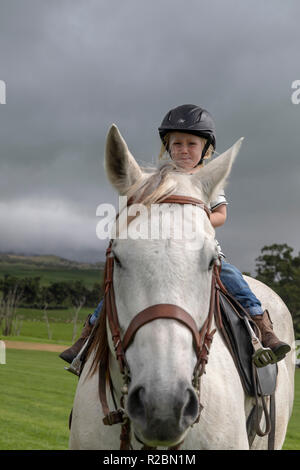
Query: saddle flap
xmin=218 ymin=291 xmax=277 ymax=397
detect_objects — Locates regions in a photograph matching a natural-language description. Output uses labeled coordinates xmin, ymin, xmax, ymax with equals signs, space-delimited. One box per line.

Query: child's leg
xmin=89 ymin=298 xmax=104 ymax=325
xmin=59 ymin=298 xmax=104 ymax=364
xmin=219 ymin=260 xmax=263 ymax=316
xmin=219 ymin=260 xmax=290 ymax=362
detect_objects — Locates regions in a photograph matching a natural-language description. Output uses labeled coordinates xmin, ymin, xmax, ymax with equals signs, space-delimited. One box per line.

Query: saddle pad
xmin=218 ymin=291 xmax=277 ymax=397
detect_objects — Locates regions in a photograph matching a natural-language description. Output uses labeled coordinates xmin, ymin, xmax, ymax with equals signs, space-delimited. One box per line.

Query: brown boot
xmin=252 ymin=310 xmax=291 ymax=363
xmin=59 ymin=314 xmax=93 ymax=364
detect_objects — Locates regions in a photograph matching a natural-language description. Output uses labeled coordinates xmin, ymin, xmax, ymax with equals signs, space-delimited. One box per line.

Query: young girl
xmin=60 ymin=104 xmax=290 ymax=365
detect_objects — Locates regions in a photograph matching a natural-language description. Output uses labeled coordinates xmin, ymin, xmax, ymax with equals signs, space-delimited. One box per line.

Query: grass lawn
xmin=8 ymin=321 xmax=83 ymax=345
xmin=0 ymin=349 xmax=77 ymax=450
xmin=0 ymin=347 xmax=299 ymax=450
xmin=282 ymin=368 xmax=300 ymax=449
xmin=1 ymin=322 xmax=84 ymax=346
xmin=14 ymin=306 xmax=92 ymax=322
xmin=1 ymin=306 xmax=97 ymax=345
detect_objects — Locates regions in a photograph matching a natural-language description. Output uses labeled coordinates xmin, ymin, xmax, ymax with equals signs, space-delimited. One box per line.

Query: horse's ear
xmin=105 ymin=124 xmax=143 ymax=195
xmin=191 ymin=137 xmax=244 ymax=203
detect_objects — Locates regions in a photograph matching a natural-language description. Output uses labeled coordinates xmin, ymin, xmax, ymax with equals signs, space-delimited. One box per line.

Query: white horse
xmin=69 ymin=125 xmax=295 ymax=450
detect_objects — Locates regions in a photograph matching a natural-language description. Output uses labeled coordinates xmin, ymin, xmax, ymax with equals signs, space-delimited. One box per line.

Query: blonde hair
xmin=158 ymin=132 xmax=214 ymax=166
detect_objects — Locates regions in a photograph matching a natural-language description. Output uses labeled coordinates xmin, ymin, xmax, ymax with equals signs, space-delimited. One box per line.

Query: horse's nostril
xmin=127 ymin=386 xmax=146 ymax=421
xmin=182 ymin=388 xmax=199 ymax=424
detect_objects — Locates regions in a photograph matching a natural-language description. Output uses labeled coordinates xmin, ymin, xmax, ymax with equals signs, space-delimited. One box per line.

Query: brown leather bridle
xmin=97 ymin=195 xmax=220 ymax=450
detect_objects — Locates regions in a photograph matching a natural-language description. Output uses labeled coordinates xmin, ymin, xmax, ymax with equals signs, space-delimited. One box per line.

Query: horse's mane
xmin=86 ymin=160 xmax=194 ymax=376
xmin=86 ymin=300 xmax=108 ymax=376
xmin=126 ymin=160 xmax=179 ymax=206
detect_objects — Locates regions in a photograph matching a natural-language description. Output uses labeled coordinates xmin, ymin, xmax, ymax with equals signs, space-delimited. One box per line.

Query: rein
xmin=97 ymin=195 xmax=220 ymax=450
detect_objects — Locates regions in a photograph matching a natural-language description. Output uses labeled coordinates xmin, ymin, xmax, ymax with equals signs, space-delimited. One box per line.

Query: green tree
xmin=255 ymin=244 xmax=300 ymax=338
xmin=21 ymin=277 xmax=41 ymax=305
xmin=85 ymin=282 xmax=103 ymax=307
xmin=67 ymin=280 xmax=88 ymax=306
xmin=47 ymin=281 xmax=71 ymax=306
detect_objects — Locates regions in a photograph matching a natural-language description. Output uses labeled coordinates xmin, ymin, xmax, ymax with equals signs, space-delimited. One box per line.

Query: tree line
xmin=0 ymin=276 xmax=103 ymax=337
xmin=0 ymin=276 xmax=103 ymax=309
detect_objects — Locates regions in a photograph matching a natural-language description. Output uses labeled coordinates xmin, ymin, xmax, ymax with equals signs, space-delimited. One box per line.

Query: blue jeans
xmin=90 ymin=298 xmax=104 ymax=325
xmin=89 ymin=260 xmax=263 ymax=325
xmin=219 ymin=260 xmax=263 ymax=316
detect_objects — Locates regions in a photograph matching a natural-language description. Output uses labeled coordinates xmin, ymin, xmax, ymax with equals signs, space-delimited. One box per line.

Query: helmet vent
xmin=196 ymin=111 xmax=203 ymax=123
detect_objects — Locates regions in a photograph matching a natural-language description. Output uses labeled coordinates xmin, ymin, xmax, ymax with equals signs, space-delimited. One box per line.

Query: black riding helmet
xmin=158 ymin=104 xmax=216 ymax=165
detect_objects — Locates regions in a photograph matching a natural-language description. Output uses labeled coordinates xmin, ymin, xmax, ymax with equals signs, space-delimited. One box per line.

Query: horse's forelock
xmin=123 ymin=160 xmax=204 ymax=223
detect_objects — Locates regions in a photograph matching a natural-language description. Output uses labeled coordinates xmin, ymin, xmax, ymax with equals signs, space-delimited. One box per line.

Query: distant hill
xmin=0 ymin=253 xmax=105 ymax=270
xmin=0 ymin=253 xmax=105 ymax=287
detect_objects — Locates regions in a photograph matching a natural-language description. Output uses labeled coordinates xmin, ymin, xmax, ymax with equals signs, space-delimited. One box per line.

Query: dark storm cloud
xmin=0 ymin=0 xmax=299 ymax=270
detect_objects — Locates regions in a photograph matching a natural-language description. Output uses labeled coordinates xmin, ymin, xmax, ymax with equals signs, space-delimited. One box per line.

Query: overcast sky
xmin=0 ymin=0 xmax=299 ymax=273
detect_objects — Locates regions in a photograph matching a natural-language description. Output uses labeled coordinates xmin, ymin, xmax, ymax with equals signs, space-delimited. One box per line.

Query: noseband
xmin=97 ymin=195 xmax=220 ymax=450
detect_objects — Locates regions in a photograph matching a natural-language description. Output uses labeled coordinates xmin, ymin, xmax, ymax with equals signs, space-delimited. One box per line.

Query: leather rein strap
xmin=98 ymin=195 xmax=218 ymax=449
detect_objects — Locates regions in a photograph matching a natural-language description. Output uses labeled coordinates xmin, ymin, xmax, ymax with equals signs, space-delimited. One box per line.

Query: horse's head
xmin=97 ymin=125 xmax=243 ymax=447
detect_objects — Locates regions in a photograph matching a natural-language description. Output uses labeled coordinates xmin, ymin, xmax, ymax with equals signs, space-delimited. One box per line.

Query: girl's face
xmin=169 ymin=132 xmax=203 ymax=171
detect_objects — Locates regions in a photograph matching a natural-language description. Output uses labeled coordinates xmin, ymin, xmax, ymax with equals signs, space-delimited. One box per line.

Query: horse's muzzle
xmin=127 ymin=381 xmax=199 ymax=446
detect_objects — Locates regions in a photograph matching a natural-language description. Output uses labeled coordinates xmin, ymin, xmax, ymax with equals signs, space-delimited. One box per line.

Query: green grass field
xmin=8 ymin=321 xmax=80 ymax=344
xmin=283 ymin=368 xmax=300 ymax=449
xmin=1 ymin=306 xmax=97 ymax=345
xmin=0 ymin=264 xmax=103 ymax=288
xmin=0 ymin=349 xmax=77 ymax=450
xmin=0 ymin=348 xmax=299 ymax=450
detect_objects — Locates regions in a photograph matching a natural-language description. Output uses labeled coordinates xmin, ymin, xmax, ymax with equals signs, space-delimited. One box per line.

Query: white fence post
xmin=0 ymin=340 xmax=6 ymax=364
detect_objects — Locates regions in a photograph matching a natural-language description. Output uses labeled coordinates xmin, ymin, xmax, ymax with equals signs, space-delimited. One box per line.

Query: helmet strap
xmin=195 ymin=139 xmax=211 ymax=167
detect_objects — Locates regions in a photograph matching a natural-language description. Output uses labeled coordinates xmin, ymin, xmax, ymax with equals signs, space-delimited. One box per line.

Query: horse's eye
xmin=113 ymin=253 xmax=122 ymax=268
xmin=209 ymin=256 xmax=218 ymax=270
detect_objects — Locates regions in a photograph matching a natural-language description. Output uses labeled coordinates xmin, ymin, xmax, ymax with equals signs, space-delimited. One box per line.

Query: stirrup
xmin=251 ymin=342 xmax=277 ymax=368
xmin=63 ymin=338 xmax=91 ymax=376
xmin=64 ymin=354 xmax=82 ymax=376
xmin=243 ymin=317 xmax=277 ymax=368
